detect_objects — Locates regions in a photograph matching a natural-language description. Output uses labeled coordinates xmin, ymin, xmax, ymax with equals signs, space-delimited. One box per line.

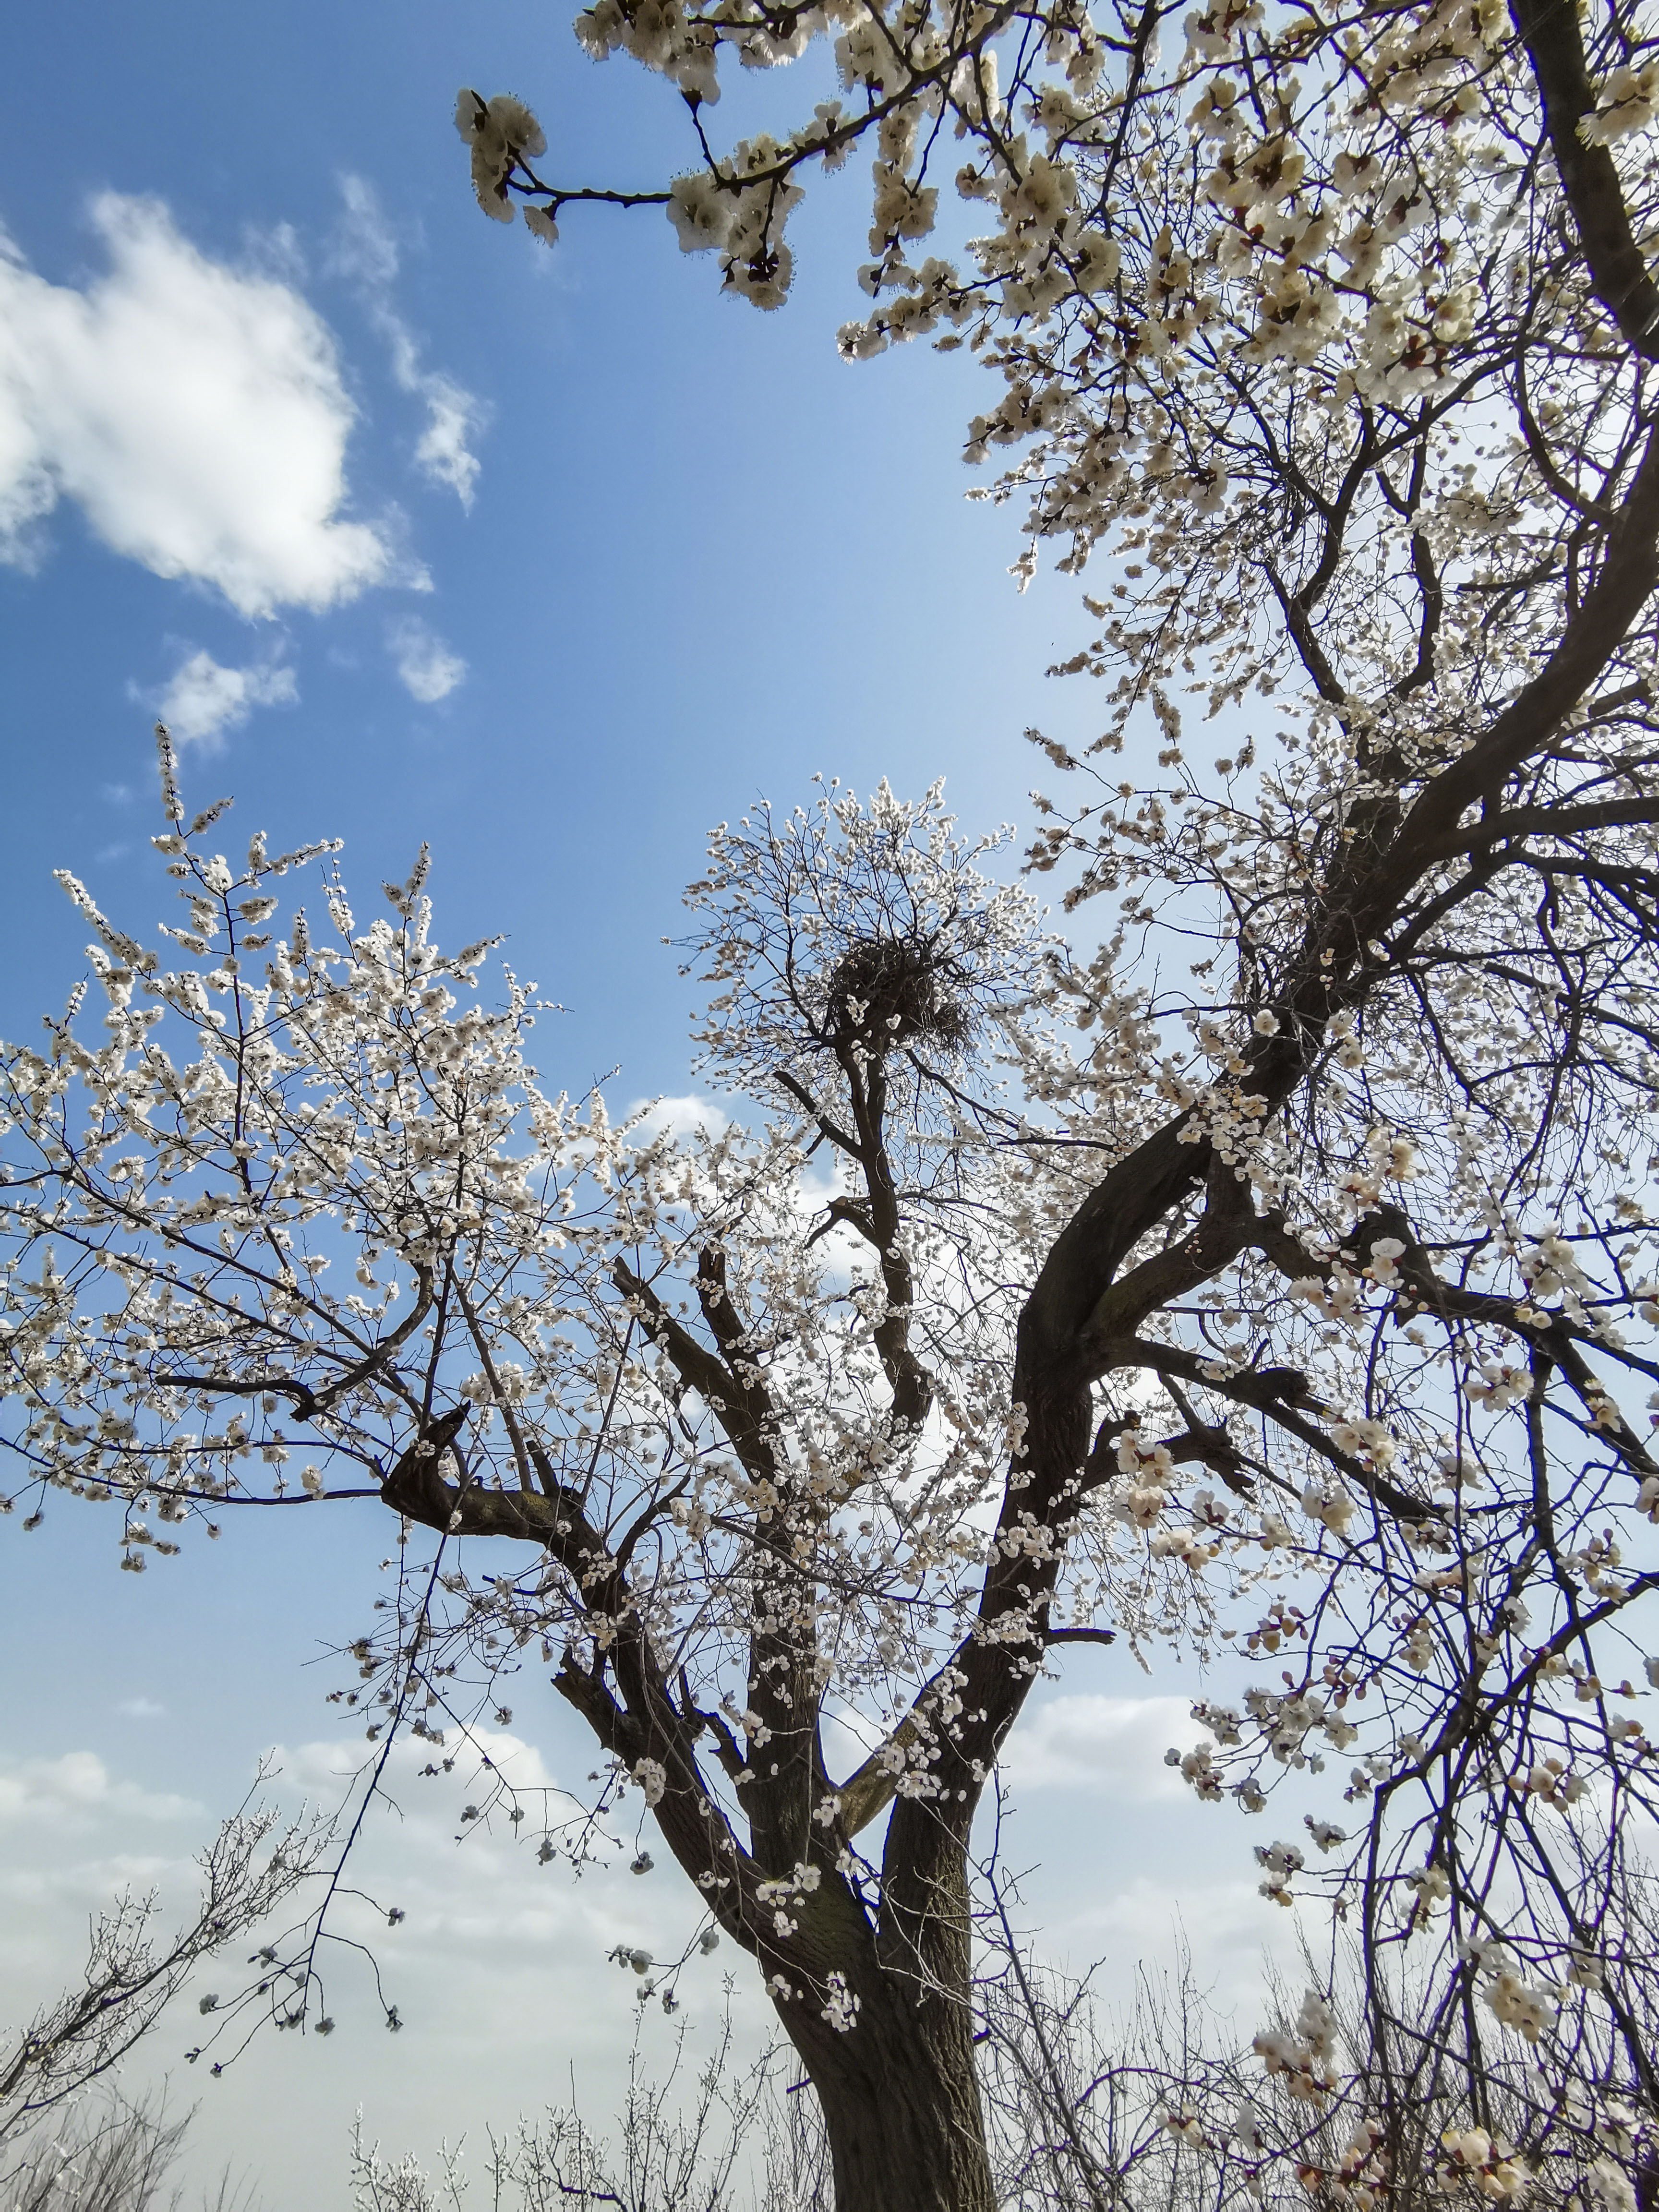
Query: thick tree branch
xmin=1513 ymin=0 xmax=1659 ymax=358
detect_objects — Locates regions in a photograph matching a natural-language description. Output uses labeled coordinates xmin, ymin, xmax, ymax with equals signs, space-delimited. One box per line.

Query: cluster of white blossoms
xmin=631 ymin=1756 xmax=668 ymax=1808
xmin=454 ymin=91 xmax=548 ymax=226
xmin=1436 ymin=2126 xmax=1534 ymax=2204
xmin=666 ymin=143 xmax=806 ymax=307
xmin=1252 ymin=1987 xmax=1339 ymax=2102
xmin=1482 ymin=1966 xmax=1559 ymax=2045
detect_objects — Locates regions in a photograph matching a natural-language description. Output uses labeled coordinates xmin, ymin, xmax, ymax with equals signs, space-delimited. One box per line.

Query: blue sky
xmin=0 ymin=7 xmax=1301 ymax=2202
xmin=0 ymin=0 xmax=1108 ymax=1083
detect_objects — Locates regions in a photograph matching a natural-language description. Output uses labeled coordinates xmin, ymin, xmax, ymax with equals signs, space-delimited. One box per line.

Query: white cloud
xmin=1000 ymin=1694 xmax=1205 ymax=1798
xmin=627 ymin=1096 xmax=733 ymax=1143
xmin=0 ymin=1749 xmax=200 ymax=1828
xmin=334 ymin=177 xmax=485 ymax=509
xmin=1050 ymin=1871 xmax=1304 ymax=2008
xmin=154 ymin=647 xmax=298 ymax=746
xmin=284 ymin=1725 xmax=563 ymax=1803
xmin=412 ymin=380 xmax=484 ymax=508
xmin=389 ymin=616 xmax=466 ymax=703
xmin=0 ymin=195 xmax=401 ymax=615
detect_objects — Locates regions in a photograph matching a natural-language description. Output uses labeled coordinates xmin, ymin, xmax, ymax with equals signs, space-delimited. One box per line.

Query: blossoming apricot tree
xmin=4 ymin=714 xmax=1656 ymax=2207
xmin=453 ymin=0 xmax=1659 ymax=2190
xmin=7 ymin=0 xmax=1659 ymax=2198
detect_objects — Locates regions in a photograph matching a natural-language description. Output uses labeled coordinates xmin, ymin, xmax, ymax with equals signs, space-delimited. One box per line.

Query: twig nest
xmin=823 ymin=934 xmax=969 ymax=1055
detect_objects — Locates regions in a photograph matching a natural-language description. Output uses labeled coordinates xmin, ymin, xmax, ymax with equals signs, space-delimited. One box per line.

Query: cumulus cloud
xmin=0 ymin=195 xmax=401 ymax=614
xmin=153 ymin=647 xmax=298 ymax=746
xmin=627 ymin=1096 xmax=733 ymax=1143
xmin=389 ymin=616 xmax=466 ymax=703
xmin=1000 ymin=1695 xmax=1205 ymax=1798
xmin=333 ymin=177 xmax=486 ymax=509
xmin=0 ymin=1749 xmax=200 ymax=1828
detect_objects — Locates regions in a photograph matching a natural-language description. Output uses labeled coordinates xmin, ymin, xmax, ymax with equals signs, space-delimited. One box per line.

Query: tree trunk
xmin=784 ymin=1973 xmax=996 ymax=2212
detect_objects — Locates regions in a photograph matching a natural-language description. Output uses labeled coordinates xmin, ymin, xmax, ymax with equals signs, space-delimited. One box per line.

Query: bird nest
xmin=823 ymin=935 xmax=970 ymax=1056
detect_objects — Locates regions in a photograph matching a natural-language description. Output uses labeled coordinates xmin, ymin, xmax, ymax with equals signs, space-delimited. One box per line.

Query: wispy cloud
xmin=151 ymin=647 xmax=298 ymax=747
xmin=388 ymin=616 xmax=466 ymax=704
xmin=0 ymin=195 xmax=403 ymax=614
xmin=333 ymin=177 xmax=486 ymax=510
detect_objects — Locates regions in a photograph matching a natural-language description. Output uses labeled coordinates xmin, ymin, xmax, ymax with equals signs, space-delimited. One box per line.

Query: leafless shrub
xmin=349 ymin=1998 xmax=831 ymax=2212
xmin=0 ymin=2093 xmax=255 ymax=2212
